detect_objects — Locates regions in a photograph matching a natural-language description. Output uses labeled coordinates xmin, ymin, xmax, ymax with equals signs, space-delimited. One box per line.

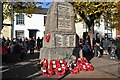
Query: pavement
xmin=1 ymin=50 xmax=120 ymax=80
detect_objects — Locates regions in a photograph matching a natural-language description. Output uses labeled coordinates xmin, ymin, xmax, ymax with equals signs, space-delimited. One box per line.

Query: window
xmin=107 ymin=33 xmax=112 ymax=38
xmin=15 ymin=30 xmax=24 ymax=39
xmin=16 ymin=14 xmax=24 ymax=25
xmin=44 ymin=16 xmax=47 ymax=26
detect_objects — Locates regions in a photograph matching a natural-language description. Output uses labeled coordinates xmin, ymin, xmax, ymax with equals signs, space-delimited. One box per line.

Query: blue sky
xmin=35 ymin=0 xmax=53 ymax=8
xmin=35 ymin=0 xmax=54 ymax=2
xmin=39 ymin=2 xmax=53 ymax=8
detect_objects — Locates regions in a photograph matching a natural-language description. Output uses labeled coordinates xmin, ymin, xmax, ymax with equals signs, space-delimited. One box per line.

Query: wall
xmin=1 ymin=17 xmax=12 ymax=40
xmin=13 ymin=13 xmax=45 ymax=39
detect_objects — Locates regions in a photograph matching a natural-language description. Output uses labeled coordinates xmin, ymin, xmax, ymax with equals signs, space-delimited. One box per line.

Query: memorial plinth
xmin=40 ymin=2 xmax=79 ymax=62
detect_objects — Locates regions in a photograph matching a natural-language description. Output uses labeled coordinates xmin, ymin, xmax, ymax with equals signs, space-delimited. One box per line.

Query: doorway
xmin=28 ymin=29 xmax=38 ymax=39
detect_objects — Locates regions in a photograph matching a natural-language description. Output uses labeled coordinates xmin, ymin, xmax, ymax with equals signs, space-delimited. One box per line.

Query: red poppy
xmin=46 ymin=34 xmax=50 ymax=42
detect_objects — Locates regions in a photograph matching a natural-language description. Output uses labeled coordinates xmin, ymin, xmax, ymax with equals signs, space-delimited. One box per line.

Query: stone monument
xmin=40 ymin=2 xmax=79 ymax=62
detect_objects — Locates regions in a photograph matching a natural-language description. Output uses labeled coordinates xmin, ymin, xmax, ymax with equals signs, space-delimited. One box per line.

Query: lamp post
xmin=11 ymin=2 xmax=14 ymax=39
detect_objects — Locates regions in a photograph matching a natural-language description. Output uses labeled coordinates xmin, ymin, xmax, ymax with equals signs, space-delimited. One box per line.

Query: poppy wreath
xmin=84 ymin=63 xmax=94 ymax=71
xmin=76 ymin=58 xmax=81 ymax=65
xmin=42 ymin=69 xmax=54 ymax=77
xmin=59 ymin=59 xmax=68 ymax=71
xmin=76 ymin=58 xmax=82 ymax=70
xmin=40 ymin=58 xmax=48 ymax=70
xmin=40 ymin=58 xmax=94 ymax=77
xmin=80 ymin=63 xmax=89 ymax=71
xmin=61 ymin=63 xmax=68 ymax=72
xmin=80 ymin=57 xmax=88 ymax=63
xmin=46 ymin=34 xmax=50 ymax=42
xmin=49 ymin=60 xmax=60 ymax=72
xmin=70 ymin=63 xmax=79 ymax=74
xmin=59 ymin=59 xmax=67 ymax=65
xmin=55 ymin=67 xmax=66 ymax=76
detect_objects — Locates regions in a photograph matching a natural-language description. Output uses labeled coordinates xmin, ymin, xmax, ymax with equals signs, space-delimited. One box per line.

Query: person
xmin=6 ymin=37 xmax=10 ymax=44
xmin=29 ymin=37 xmax=35 ymax=54
xmin=2 ymin=42 xmax=9 ymax=63
xmin=103 ymin=38 xmax=109 ymax=55
xmin=109 ymin=40 xmax=116 ymax=59
xmin=107 ymin=39 xmax=112 ymax=55
xmin=18 ymin=38 xmax=26 ymax=61
xmin=37 ymin=37 xmax=41 ymax=51
xmin=79 ymin=38 xmax=84 ymax=49
xmin=23 ymin=38 xmax=29 ymax=53
xmin=40 ymin=37 xmax=43 ymax=48
xmin=95 ymin=33 xmax=102 ymax=57
xmin=83 ymin=32 xmax=91 ymax=49
xmin=2 ymin=37 xmax=6 ymax=43
xmin=82 ymin=40 xmax=94 ymax=62
xmin=78 ymin=38 xmax=84 ymax=58
xmin=115 ymin=37 xmax=120 ymax=60
xmin=9 ymin=39 xmax=21 ymax=63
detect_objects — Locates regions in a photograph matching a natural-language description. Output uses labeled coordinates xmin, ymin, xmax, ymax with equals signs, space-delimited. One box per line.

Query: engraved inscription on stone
xmin=55 ymin=34 xmax=63 ymax=47
xmin=55 ymin=34 xmax=75 ymax=47
xmin=62 ymin=35 xmax=69 ymax=47
xmin=57 ymin=4 xmax=72 ymax=30
xmin=69 ymin=35 xmax=75 ymax=47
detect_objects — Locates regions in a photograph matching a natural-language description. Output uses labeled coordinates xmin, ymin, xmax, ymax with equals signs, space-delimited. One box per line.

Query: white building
xmin=75 ymin=15 xmax=117 ymax=39
xmin=13 ymin=8 xmax=116 ymax=40
xmin=13 ymin=8 xmax=48 ymax=39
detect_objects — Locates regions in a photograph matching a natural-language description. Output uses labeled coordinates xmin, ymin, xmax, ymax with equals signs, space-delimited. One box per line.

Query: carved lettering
xmin=57 ymin=4 xmax=71 ymax=30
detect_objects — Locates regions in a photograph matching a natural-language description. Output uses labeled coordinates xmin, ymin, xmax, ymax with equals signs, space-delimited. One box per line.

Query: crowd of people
xmin=1 ymin=33 xmax=120 ymax=63
xmin=0 ymin=37 xmax=43 ymax=63
xmin=93 ymin=33 xmax=120 ymax=60
xmin=78 ymin=32 xmax=120 ymax=62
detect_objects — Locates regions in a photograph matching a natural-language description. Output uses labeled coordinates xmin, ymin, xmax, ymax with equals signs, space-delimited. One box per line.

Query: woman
xmin=82 ymin=40 xmax=94 ymax=62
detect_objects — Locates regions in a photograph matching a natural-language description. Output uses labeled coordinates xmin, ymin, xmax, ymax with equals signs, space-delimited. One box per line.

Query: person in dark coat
xmin=115 ymin=37 xmax=120 ymax=60
xmin=9 ymin=39 xmax=21 ymax=63
xmin=18 ymin=38 xmax=26 ymax=61
xmin=23 ymin=38 xmax=29 ymax=53
xmin=40 ymin=37 xmax=43 ymax=48
xmin=95 ymin=33 xmax=101 ymax=57
xmin=83 ymin=32 xmax=91 ymax=49
xmin=29 ymin=37 xmax=35 ymax=54
xmin=37 ymin=37 xmax=41 ymax=50
xmin=82 ymin=40 xmax=94 ymax=62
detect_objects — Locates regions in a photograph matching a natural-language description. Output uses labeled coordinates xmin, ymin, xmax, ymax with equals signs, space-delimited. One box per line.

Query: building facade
xmin=1 ymin=2 xmax=12 ymax=40
xmin=75 ymin=15 xmax=117 ymax=39
xmin=13 ymin=8 xmax=48 ymax=39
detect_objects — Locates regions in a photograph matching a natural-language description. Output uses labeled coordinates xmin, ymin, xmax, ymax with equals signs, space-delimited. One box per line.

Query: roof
xmin=34 ymin=8 xmax=48 ymax=15
xmin=15 ymin=8 xmax=48 ymax=15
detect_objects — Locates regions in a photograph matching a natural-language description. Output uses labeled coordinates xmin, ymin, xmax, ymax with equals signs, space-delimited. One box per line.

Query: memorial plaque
xmin=62 ymin=35 xmax=69 ymax=47
xmin=69 ymin=35 xmax=75 ymax=47
xmin=55 ymin=34 xmax=63 ymax=47
xmin=57 ymin=3 xmax=72 ymax=30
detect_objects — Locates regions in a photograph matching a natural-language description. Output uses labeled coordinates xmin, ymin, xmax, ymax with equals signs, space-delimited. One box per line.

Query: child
xmin=110 ymin=42 xmax=116 ymax=59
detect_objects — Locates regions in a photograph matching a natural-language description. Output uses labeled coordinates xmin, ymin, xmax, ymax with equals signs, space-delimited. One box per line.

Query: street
xmin=1 ymin=51 xmax=120 ymax=80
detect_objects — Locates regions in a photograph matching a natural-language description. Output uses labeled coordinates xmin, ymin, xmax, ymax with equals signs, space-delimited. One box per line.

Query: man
xmin=29 ymin=37 xmax=35 ymax=54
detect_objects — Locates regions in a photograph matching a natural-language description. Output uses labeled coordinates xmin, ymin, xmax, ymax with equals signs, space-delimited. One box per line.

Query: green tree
xmin=0 ymin=1 xmax=43 ymax=32
xmin=3 ymin=2 xmax=42 ymax=20
xmin=71 ymin=1 xmax=120 ymax=30
xmin=70 ymin=1 xmax=120 ymax=44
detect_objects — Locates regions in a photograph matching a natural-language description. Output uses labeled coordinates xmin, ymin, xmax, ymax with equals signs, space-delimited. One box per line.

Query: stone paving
xmin=1 ymin=52 xmax=120 ymax=80
xmin=36 ymin=56 xmax=119 ymax=79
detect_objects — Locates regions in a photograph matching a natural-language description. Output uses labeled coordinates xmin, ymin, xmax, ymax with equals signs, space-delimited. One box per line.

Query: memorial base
xmin=39 ymin=47 xmax=80 ymax=62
